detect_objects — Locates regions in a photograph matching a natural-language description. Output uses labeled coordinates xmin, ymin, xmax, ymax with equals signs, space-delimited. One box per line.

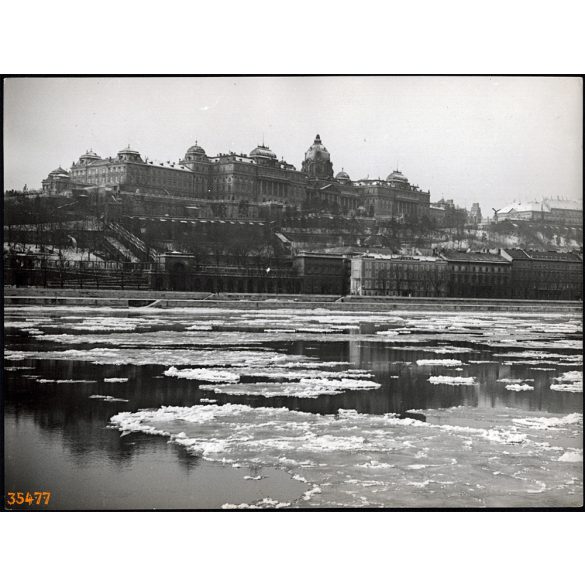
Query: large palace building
xmin=41 ymin=135 xmax=431 ymax=220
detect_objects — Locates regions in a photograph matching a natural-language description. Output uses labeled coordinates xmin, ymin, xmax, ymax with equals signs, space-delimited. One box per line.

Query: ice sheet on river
xmin=5 ymin=307 xmax=582 ymax=355
xmin=200 ymin=377 xmax=381 ymax=398
xmin=109 ymin=404 xmax=582 ymax=508
xmin=550 ymin=371 xmax=583 ymax=393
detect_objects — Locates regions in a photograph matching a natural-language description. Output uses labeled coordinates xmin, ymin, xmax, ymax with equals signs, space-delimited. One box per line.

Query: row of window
xmin=453 ymin=265 xmax=508 ymax=273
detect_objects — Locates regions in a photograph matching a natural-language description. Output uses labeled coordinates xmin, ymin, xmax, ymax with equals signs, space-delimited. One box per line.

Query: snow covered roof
xmin=513 ymin=201 xmax=545 ymax=213
xmin=543 ymin=198 xmax=582 ymax=210
xmin=524 ymin=250 xmax=582 ymax=262
xmin=146 ymin=160 xmax=191 ymax=172
xmin=502 ymin=248 xmax=530 ymax=260
xmin=440 ymin=251 xmax=509 ymax=263
xmin=362 ymin=254 xmax=442 ymax=262
xmin=499 ymin=201 xmax=543 ymax=214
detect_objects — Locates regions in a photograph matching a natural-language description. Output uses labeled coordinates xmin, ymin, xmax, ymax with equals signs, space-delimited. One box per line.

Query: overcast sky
xmin=3 ymin=76 xmax=582 ymax=211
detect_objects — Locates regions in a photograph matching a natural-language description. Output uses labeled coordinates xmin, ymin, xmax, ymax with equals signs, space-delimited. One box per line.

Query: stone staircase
xmin=108 ymin=222 xmax=158 ymax=261
xmin=103 ymin=235 xmax=141 ymax=263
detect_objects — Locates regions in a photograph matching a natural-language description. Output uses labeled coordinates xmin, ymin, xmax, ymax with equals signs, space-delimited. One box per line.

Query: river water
xmin=4 ymin=305 xmax=583 ymax=509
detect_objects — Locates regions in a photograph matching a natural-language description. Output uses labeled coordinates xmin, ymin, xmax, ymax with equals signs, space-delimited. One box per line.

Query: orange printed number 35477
xmin=6 ymin=492 xmax=51 ymax=506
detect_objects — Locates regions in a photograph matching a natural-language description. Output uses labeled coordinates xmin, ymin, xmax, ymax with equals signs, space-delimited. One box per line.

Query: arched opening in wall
xmin=169 ymin=262 xmax=186 ymax=291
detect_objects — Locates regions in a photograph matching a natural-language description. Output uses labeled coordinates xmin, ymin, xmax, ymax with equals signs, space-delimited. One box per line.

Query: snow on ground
xmin=109 ymin=404 xmax=582 ymax=508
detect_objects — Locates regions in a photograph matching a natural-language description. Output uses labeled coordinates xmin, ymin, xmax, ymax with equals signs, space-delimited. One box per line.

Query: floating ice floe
xmin=104 ymin=377 xmax=129 ymax=383
xmin=221 ymin=499 xmax=291 ymax=509
xmin=89 ymin=394 xmax=129 ymax=402
xmin=428 ymin=376 xmax=477 ymax=386
xmin=550 ymin=371 xmax=583 ymax=393
xmin=201 ymin=377 xmax=380 ymax=398
xmin=37 ymin=379 xmax=97 ymax=384
xmin=4 ymin=366 xmax=35 ymax=371
xmin=5 ymin=347 xmax=319 ymax=369
xmin=108 ymin=403 xmax=582 ymax=507
xmin=497 ymin=378 xmax=534 ymax=384
xmin=558 ymin=450 xmax=583 ymax=463
xmin=505 ymin=383 xmax=534 ymax=392
xmin=164 ymin=366 xmax=240 ymax=384
xmin=416 ymin=359 xmax=463 ymax=367
xmin=298 ymin=378 xmax=380 ymax=389
xmin=512 ymin=413 xmax=583 ymax=429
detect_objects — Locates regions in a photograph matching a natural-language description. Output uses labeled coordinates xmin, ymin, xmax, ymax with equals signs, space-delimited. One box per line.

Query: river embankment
xmin=3 ymin=287 xmax=583 ymax=313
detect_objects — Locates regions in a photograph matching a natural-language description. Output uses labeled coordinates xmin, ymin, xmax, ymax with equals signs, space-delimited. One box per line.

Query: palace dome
xmin=50 ymin=166 xmax=69 ymax=176
xmin=117 ymin=146 xmax=141 ymax=156
xmin=304 ymin=134 xmax=330 ymax=161
xmin=387 ymin=169 xmax=409 ymax=184
xmin=79 ymin=149 xmax=101 ymax=161
xmin=250 ymin=144 xmax=277 ymax=159
xmin=186 ymin=142 xmax=206 ymax=158
xmin=117 ymin=146 xmax=142 ymax=162
xmin=335 ymin=169 xmax=351 ymax=183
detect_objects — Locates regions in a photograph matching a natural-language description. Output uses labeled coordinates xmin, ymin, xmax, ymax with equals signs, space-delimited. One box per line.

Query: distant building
xmin=495 ymin=198 xmax=582 ymax=226
xmin=500 ymin=249 xmax=583 ymax=300
xmin=293 ymin=252 xmax=347 ymax=295
xmin=428 ymin=205 xmax=447 ymax=226
xmin=350 ymin=254 xmax=448 ymax=297
xmin=469 ymin=202 xmax=482 ymax=224
xmin=439 ymin=250 xmax=512 ymax=298
xmin=41 ymin=166 xmax=74 ymax=196
xmin=544 ymin=198 xmax=583 ymax=226
xmin=495 ymin=201 xmax=546 ymax=222
xmin=353 ymin=170 xmax=430 ymax=220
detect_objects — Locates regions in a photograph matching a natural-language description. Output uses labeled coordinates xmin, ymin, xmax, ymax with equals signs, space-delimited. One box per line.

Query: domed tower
xmin=386 ymin=169 xmax=410 ymax=188
xmin=42 ymin=166 xmax=71 ymax=195
xmin=335 ymin=168 xmax=351 ymax=184
xmin=249 ymin=144 xmax=278 ymax=166
xmin=182 ymin=141 xmax=208 ymax=169
xmin=77 ymin=149 xmax=101 ymax=166
xmin=49 ymin=166 xmax=70 ymax=178
xmin=117 ymin=146 xmax=143 ymax=163
xmin=302 ymin=134 xmax=334 ymax=179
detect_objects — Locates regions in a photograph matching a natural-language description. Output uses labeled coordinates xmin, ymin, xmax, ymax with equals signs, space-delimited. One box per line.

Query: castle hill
xmin=4 ymin=135 xmax=582 ymax=302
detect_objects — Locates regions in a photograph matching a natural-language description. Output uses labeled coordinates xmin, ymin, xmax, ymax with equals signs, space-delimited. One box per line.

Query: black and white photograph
xmin=3 ymin=75 xmax=582 ymax=512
